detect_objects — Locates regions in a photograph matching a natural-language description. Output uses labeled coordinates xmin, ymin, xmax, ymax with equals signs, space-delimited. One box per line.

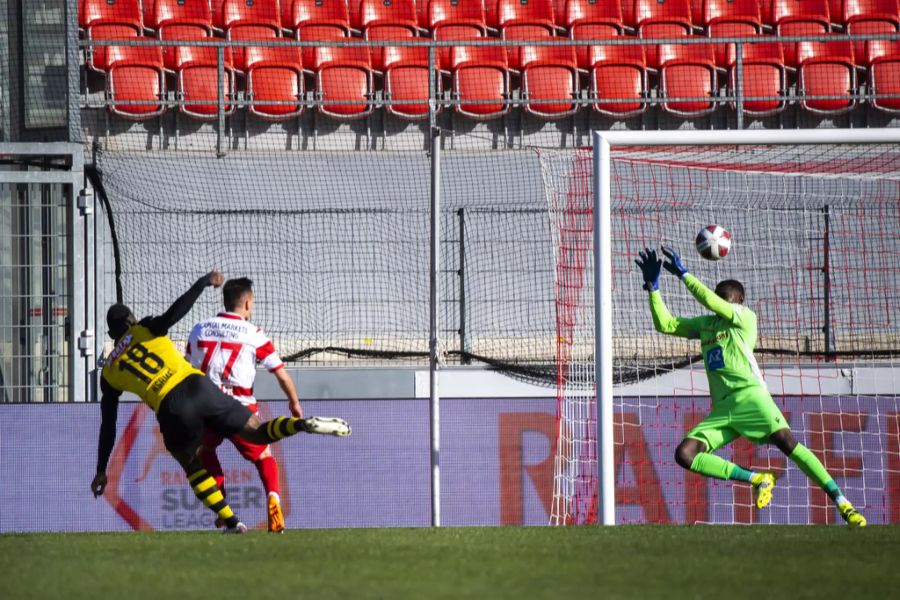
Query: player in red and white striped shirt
xmin=187 ymin=277 xmax=302 ymax=533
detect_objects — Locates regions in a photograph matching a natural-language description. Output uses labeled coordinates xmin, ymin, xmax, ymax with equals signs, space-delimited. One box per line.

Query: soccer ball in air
xmin=695 ymin=225 xmax=732 ymax=261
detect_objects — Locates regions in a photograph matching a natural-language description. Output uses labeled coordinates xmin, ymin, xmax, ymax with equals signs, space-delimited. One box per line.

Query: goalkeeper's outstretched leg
xmin=675 ymin=438 xmax=777 ymax=509
xmin=768 ymin=428 xmax=866 ymax=527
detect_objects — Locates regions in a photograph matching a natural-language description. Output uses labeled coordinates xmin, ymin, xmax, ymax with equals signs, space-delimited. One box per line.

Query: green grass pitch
xmin=3 ymin=526 xmax=898 ymax=600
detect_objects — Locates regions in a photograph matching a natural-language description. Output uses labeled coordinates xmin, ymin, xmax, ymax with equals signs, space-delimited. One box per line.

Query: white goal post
xmin=587 ymin=128 xmax=900 ymax=526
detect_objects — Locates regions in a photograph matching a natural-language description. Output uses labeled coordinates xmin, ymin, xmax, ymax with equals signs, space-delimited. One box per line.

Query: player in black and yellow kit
xmin=90 ymin=271 xmax=351 ymax=533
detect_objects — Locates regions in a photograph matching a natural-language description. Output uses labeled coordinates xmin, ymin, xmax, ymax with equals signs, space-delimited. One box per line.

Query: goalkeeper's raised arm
xmin=660 ymin=246 xmax=738 ymax=322
xmin=635 ymin=248 xmax=702 ymax=339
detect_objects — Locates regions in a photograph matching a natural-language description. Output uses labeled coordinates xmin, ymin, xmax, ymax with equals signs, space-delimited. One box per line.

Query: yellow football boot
xmin=838 ymin=502 xmax=866 ymax=527
xmin=751 ymin=472 xmax=777 ymax=509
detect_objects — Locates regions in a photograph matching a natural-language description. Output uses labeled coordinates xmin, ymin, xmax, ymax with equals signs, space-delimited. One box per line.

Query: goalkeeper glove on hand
xmin=635 ymin=248 xmax=662 ymax=292
xmin=661 ymin=246 xmax=689 ymax=279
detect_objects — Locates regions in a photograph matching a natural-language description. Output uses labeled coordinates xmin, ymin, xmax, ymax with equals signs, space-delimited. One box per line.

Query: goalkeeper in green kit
xmin=636 ymin=247 xmax=866 ymax=526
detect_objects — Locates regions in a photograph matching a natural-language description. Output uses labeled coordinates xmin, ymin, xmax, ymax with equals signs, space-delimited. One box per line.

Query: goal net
xmin=92 ymin=141 xmax=557 ymax=379
xmin=541 ymin=135 xmax=900 ymax=525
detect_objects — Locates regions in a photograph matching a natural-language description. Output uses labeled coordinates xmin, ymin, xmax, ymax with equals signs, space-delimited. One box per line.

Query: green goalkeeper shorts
xmin=685 ymin=388 xmax=789 ymax=452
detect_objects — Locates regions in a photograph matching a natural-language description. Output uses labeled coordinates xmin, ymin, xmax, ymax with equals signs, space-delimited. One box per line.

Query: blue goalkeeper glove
xmin=635 ymin=248 xmax=662 ymax=292
xmin=661 ymin=246 xmax=689 ymax=279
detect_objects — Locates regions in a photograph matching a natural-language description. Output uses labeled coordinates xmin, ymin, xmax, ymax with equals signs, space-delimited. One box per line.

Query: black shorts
xmin=156 ymin=374 xmax=253 ymax=457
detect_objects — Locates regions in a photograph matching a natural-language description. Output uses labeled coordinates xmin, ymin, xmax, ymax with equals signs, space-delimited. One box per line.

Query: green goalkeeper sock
xmin=789 ymin=443 xmax=843 ymax=502
xmin=690 ymin=453 xmax=755 ymax=482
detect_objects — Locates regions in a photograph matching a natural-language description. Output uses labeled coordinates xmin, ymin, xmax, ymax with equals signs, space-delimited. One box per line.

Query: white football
xmin=695 ymin=225 xmax=732 ymax=261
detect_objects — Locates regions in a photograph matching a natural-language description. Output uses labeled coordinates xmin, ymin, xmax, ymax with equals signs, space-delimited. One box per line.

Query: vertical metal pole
xmin=592 ymin=132 xmax=615 ymax=526
xmin=69 ymin=147 xmax=86 ymax=403
xmin=429 ymin=127 xmax=442 ymax=527
xmin=66 ymin=0 xmax=82 ymax=142
xmin=457 ymin=207 xmax=468 ymax=364
xmin=217 ymin=45 xmax=225 ymax=157
xmin=88 ymin=180 xmax=102 ymax=401
xmin=822 ymin=204 xmax=833 ymax=357
xmin=735 ymin=43 xmax=744 ymax=130
xmin=428 ymin=44 xmax=437 ymax=145
xmin=42 ymin=184 xmax=55 ymax=401
xmin=14 ymin=184 xmax=33 ymax=403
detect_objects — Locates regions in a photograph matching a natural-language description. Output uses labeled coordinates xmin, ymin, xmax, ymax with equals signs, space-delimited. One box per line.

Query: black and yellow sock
xmin=187 ymin=468 xmax=239 ymax=528
xmin=262 ymin=416 xmax=305 ymax=443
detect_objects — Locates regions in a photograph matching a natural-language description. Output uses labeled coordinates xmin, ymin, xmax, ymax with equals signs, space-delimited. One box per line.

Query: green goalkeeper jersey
xmin=648 ymin=274 xmax=768 ymax=404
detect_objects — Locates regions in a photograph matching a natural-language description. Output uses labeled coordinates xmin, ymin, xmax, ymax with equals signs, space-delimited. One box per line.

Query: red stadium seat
xmin=348 ymin=0 xmax=364 ymax=29
xmin=151 ymin=0 xmax=212 ymax=30
xmin=866 ymin=39 xmax=900 ymax=112
xmin=435 ymin=25 xmax=486 ymax=71
xmin=726 ymin=40 xmax=786 ymax=115
xmin=565 ymin=0 xmax=624 ymax=32
xmin=291 ymin=0 xmax=353 ymax=65
xmin=175 ymin=46 xmax=237 ymax=119
xmin=312 ymin=45 xmax=375 ymax=119
xmin=689 ymin=0 xmax=704 ymax=24
xmin=428 ymin=0 xmax=487 ymax=71
xmin=223 ymin=0 xmax=283 ymax=72
xmin=565 ymin=0 xmax=625 ymax=68
xmin=485 ymin=0 xmax=501 ymax=29
xmin=360 ymin=0 xmax=421 ymax=71
xmin=159 ymin=24 xmax=212 ymax=71
xmin=504 ymin=25 xmax=555 ymax=71
xmin=497 ymin=0 xmax=556 ymax=31
xmin=360 ymin=0 xmax=420 ymax=33
xmin=589 ymin=43 xmax=648 ymax=116
xmin=153 ymin=0 xmax=214 ymax=70
xmin=497 ymin=0 xmax=558 ymax=70
xmin=772 ymin=0 xmax=831 ymax=68
xmin=634 ymin=0 xmax=694 ymax=69
xmin=843 ymin=0 xmax=900 ymax=64
xmin=572 ymin=24 xmax=622 ymax=69
xmin=291 ymin=0 xmax=352 ymax=33
xmin=80 ymin=0 xmax=143 ymax=29
xmin=429 ymin=0 xmax=487 ymax=68
xmin=428 ymin=0 xmax=487 ymax=32
xmin=281 ymin=0 xmax=300 ymax=31
xmin=297 ymin=25 xmax=350 ymax=67
xmin=222 ymin=0 xmax=282 ymax=32
xmin=796 ymin=39 xmax=856 ymax=114
xmin=658 ymin=43 xmax=718 ymax=116
xmin=245 ymin=45 xmax=306 ymax=119
xmin=210 ymin=0 xmax=226 ymax=28
xmin=450 ymin=45 xmax=511 ymax=118
xmin=383 ymin=46 xmax=439 ymax=119
xmin=105 ymin=43 xmax=166 ymax=119
xmin=634 ymin=0 xmax=693 ymax=31
xmin=80 ymin=0 xmax=143 ymax=72
xmin=703 ymin=0 xmax=762 ymax=65
xmin=520 ymin=45 xmax=579 ymax=118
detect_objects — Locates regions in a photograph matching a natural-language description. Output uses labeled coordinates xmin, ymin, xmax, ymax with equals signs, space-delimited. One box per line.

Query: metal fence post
xmin=429 ymin=126 xmax=442 ymax=527
xmin=428 ymin=44 xmax=437 ymax=146
xmin=457 ymin=207 xmax=469 ymax=363
xmin=217 ymin=44 xmax=225 ymax=157
xmin=822 ymin=204 xmax=834 ymax=357
xmin=735 ymin=42 xmax=744 ymax=130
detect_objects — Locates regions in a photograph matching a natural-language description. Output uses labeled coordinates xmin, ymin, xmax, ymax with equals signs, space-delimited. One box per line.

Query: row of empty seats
xmin=80 ymin=0 xmax=900 ymax=72
xmin=80 ymin=0 xmax=900 ymax=33
xmin=93 ymin=37 xmax=900 ymax=121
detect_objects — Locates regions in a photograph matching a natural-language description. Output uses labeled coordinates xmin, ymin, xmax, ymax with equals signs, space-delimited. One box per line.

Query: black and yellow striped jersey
xmin=102 ymin=323 xmax=202 ymax=412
